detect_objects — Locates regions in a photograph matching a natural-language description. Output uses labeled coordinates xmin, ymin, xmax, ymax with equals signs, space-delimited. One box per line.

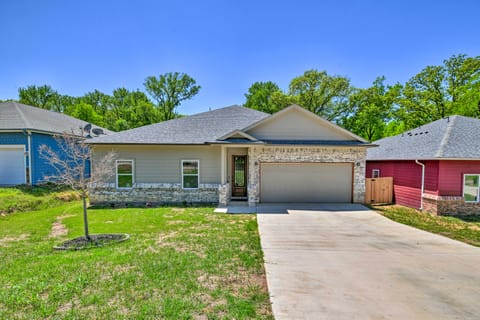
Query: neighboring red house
xmin=367 ymin=115 xmax=480 ymax=216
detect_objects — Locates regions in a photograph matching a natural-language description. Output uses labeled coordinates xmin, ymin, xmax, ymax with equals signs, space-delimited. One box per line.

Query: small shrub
xmin=55 ymin=191 xmax=81 ymax=202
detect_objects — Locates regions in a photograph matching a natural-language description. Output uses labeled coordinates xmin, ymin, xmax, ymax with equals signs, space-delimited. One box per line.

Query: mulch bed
xmin=54 ymin=233 xmax=129 ymax=250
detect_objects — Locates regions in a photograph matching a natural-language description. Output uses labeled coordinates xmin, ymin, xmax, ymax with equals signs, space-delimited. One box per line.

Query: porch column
xmin=247 ymin=146 xmax=258 ymax=207
xmin=218 ymin=145 xmax=228 ymax=206
xmin=220 ymin=145 xmax=226 ymax=184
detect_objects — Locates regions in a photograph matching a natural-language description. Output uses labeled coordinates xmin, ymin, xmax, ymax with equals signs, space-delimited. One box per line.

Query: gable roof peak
xmin=242 ymin=104 xmax=368 ymax=143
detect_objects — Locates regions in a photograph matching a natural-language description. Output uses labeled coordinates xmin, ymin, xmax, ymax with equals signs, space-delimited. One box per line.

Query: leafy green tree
xmin=144 ymin=72 xmax=200 ymax=120
xmin=270 ymin=91 xmax=298 ymax=111
xmin=244 ymin=81 xmax=285 ymax=113
xmin=399 ymin=65 xmax=447 ymax=128
xmin=383 ymin=120 xmax=406 ymax=137
xmin=127 ymin=101 xmax=161 ymax=127
xmin=445 ymin=54 xmax=480 ymax=105
xmin=340 ymin=77 xmax=401 ymax=141
xmin=288 ymin=70 xmax=353 ymax=121
xmin=80 ymin=90 xmax=111 ymax=115
xmin=398 ymin=54 xmax=480 ymax=129
xmin=113 ymin=118 xmax=130 ymax=131
xmin=446 ymin=55 xmax=480 ymax=117
xmin=109 ymin=87 xmax=130 ymax=119
xmin=77 ymin=88 xmax=158 ymax=131
xmin=18 ymin=85 xmax=62 ymax=111
xmin=65 ymin=102 xmax=104 ymax=126
xmin=110 ymin=88 xmax=156 ymax=129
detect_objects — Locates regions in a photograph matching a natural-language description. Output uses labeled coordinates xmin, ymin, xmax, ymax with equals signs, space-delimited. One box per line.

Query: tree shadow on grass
xmin=453 ymin=215 xmax=480 ymax=223
xmin=14 ymin=183 xmax=70 ymax=197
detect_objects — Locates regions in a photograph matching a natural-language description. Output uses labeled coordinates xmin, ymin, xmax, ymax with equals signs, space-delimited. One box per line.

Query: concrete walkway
xmin=257 ymin=204 xmax=480 ymax=320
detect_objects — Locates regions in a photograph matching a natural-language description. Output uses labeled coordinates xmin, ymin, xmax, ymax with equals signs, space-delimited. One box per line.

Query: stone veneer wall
xmin=422 ymin=194 xmax=480 ymax=216
xmin=247 ymin=146 xmax=367 ymax=206
xmin=218 ymin=183 xmax=230 ymax=206
xmin=89 ymin=183 xmax=219 ymax=206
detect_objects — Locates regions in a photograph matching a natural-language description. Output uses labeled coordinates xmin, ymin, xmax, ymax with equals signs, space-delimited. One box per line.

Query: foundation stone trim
xmin=90 ymin=183 xmax=219 ymax=206
xmin=423 ymin=194 xmax=480 ymax=216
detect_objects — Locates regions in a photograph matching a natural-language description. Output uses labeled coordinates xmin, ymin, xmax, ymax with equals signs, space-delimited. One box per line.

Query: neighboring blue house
xmin=0 ymin=102 xmax=110 ymax=186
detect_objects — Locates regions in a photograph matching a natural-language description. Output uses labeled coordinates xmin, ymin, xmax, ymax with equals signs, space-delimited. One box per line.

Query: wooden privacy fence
xmin=365 ymin=177 xmax=393 ymax=204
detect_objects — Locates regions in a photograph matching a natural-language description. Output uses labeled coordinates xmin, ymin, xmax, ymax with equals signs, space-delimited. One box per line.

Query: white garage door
xmin=0 ymin=146 xmax=26 ymax=185
xmin=260 ymin=163 xmax=352 ymax=203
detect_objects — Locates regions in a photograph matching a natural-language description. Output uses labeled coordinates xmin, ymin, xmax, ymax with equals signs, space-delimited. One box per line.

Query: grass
xmin=372 ymin=205 xmax=480 ymax=247
xmin=0 ymin=200 xmax=272 ymax=319
xmin=0 ymin=185 xmax=80 ymax=215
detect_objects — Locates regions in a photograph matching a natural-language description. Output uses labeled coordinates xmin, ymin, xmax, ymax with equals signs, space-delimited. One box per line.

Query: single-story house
xmin=0 ymin=101 xmax=110 ymax=186
xmin=366 ymin=115 xmax=480 ymax=216
xmin=88 ymin=104 xmax=374 ymax=206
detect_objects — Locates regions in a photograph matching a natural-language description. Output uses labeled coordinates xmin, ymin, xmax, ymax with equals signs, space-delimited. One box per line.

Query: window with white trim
xmin=372 ymin=169 xmax=380 ymax=178
xmin=182 ymin=160 xmax=199 ymax=189
xmin=116 ymin=160 xmax=134 ymax=189
xmin=463 ymin=174 xmax=479 ymax=202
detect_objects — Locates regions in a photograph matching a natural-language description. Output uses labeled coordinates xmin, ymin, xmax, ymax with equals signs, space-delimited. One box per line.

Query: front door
xmin=232 ymin=155 xmax=247 ymax=197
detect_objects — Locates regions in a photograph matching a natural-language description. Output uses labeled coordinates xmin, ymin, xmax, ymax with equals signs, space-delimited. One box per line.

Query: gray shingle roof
xmin=88 ymin=105 xmax=270 ymax=144
xmin=367 ymin=115 xmax=480 ymax=160
xmin=0 ymin=101 xmax=111 ymax=136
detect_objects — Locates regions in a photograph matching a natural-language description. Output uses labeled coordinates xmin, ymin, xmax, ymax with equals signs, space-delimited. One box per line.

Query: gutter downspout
xmin=415 ymin=160 xmax=425 ymax=210
xmin=27 ymin=131 xmax=33 ymax=185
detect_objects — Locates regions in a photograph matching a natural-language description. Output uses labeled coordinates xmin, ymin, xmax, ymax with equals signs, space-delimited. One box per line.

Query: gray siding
xmin=247 ymin=110 xmax=354 ymax=140
xmin=93 ymin=145 xmax=221 ymax=184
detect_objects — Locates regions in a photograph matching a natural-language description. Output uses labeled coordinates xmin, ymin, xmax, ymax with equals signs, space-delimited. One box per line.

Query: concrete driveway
xmin=257 ymin=204 xmax=480 ymax=320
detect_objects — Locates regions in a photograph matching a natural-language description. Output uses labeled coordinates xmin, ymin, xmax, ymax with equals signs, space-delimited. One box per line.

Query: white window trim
xmin=116 ymin=159 xmax=134 ymax=189
xmin=182 ymin=160 xmax=199 ymax=189
xmin=372 ymin=169 xmax=380 ymax=178
xmin=463 ymin=173 xmax=480 ymax=203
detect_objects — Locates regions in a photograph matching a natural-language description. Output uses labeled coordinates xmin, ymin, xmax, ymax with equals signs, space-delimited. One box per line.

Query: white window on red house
xmin=372 ymin=169 xmax=380 ymax=178
xmin=463 ymin=174 xmax=479 ymax=202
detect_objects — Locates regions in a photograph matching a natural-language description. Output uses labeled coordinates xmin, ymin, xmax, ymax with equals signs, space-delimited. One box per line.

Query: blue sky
xmin=1 ymin=0 xmax=479 ymax=114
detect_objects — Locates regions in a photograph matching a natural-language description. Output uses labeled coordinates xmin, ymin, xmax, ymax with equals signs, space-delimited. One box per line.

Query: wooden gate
xmin=365 ymin=177 xmax=393 ymax=204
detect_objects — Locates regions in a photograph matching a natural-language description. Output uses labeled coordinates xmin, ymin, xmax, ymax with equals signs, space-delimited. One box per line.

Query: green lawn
xmin=0 ymin=200 xmax=272 ymax=319
xmin=372 ymin=205 xmax=480 ymax=247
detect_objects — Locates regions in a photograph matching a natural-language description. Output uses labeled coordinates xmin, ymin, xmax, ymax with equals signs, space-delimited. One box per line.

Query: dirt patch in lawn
xmin=157 ymin=231 xmax=178 ymax=242
xmin=49 ymin=221 xmax=68 ymax=238
xmin=157 ymin=231 xmax=207 ymax=258
xmin=0 ymin=233 xmax=29 ymax=245
xmin=49 ymin=214 xmax=75 ymax=238
xmin=57 ymin=214 xmax=75 ymax=220
xmin=197 ymin=267 xmax=268 ymax=297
